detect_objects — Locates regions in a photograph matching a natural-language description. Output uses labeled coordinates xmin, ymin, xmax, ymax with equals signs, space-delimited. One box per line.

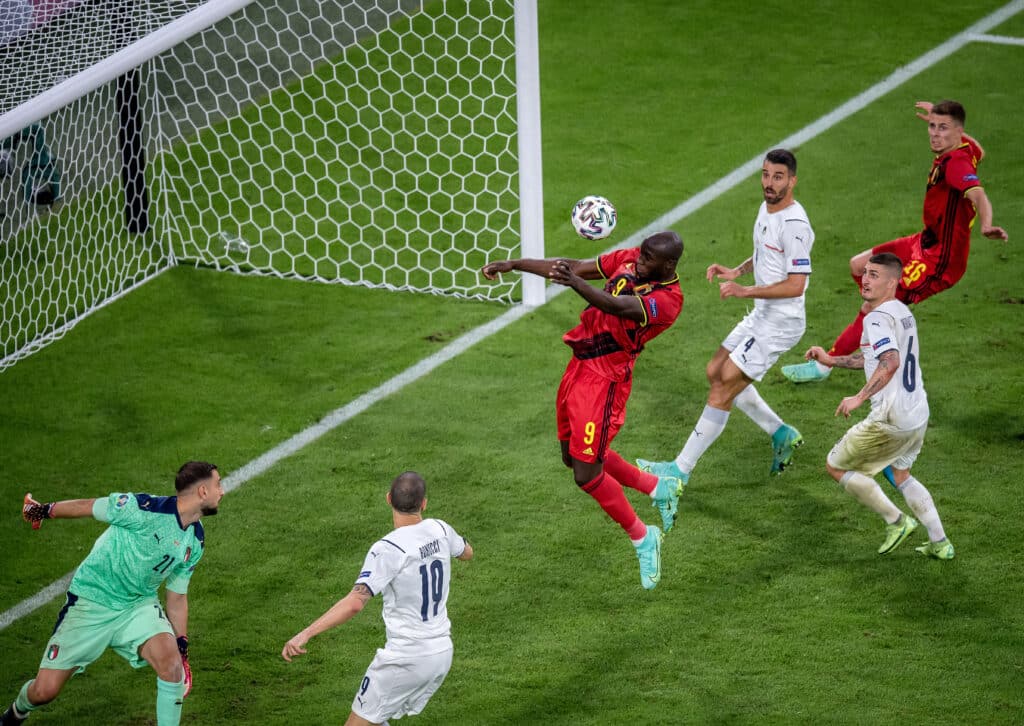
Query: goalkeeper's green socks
xmin=156 ymin=676 xmax=185 ymax=726
xmin=13 ymin=680 xmax=37 ymax=716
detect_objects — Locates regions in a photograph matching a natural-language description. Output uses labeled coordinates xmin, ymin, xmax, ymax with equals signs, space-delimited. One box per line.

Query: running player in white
xmin=282 ymin=471 xmax=474 ymax=725
xmin=804 ymin=252 xmax=953 ymax=558
xmin=638 ymin=149 xmax=810 ymax=485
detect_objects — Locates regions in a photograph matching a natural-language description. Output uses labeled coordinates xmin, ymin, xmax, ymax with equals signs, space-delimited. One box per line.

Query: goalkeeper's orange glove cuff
xmin=178 ymin=636 xmax=192 ymax=697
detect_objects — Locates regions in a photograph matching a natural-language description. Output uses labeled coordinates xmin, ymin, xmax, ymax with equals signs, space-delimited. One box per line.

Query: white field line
xmin=970 ymin=32 xmax=1024 ymax=45
xmin=2 ymin=0 xmax=1021 ymax=632
xmin=0 ymin=263 xmax=174 ymax=372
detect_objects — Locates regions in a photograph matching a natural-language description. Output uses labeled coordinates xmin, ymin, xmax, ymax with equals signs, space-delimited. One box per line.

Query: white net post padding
xmin=1 ymin=0 xmax=544 ymax=371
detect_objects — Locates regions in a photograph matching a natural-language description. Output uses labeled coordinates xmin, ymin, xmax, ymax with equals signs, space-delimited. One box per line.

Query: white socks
xmin=897 ymin=476 xmax=946 ymax=542
xmin=675 ymin=405 xmax=730 ymax=473
xmin=733 ymin=385 xmax=783 ymax=435
xmin=840 ymin=471 xmax=902 ymax=524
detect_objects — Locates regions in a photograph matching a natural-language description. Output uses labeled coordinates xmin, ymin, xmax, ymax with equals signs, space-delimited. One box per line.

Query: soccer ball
xmin=571 ymin=195 xmax=617 ymax=240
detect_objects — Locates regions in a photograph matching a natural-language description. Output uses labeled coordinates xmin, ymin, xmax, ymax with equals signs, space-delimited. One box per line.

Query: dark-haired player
xmin=639 ymin=149 xmax=812 ymax=482
xmin=282 ymin=471 xmax=473 ymax=726
xmin=803 ymin=253 xmax=953 ymax=559
xmin=2 ymin=462 xmax=222 ymax=726
xmin=482 ymin=231 xmax=685 ymax=590
xmin=784 ymin=100 xmax=1008 ymax=384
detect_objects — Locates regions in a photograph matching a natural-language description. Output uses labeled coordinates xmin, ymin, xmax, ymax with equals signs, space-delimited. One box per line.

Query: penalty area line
xmin=2 ymin=0 xmax=1022 ymax=632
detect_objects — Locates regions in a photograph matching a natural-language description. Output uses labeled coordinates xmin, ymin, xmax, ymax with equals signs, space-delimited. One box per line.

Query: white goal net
xmin=1 ymin=0 xmax=541 ymax=371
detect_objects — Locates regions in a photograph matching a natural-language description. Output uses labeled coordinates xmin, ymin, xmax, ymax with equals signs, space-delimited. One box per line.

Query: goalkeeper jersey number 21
xmin=69 ymin=492 xmax=205 ymax=611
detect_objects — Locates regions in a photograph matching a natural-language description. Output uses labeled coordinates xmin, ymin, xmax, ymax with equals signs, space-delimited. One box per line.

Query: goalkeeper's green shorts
xmin=39 ymin=592 xmax=174 ymax=673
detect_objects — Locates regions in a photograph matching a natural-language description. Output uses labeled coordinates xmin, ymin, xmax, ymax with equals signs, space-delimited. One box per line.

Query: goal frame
xmin=0 ymin=0 xmax=546 ymax=370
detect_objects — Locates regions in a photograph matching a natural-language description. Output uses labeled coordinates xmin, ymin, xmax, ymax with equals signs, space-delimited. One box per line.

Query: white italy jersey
xmin=861 ymin=299 xmax=929 ymax=430
xmin=356 ymin=518 xmax=467 ymax=655
xmin=751 ymin=200 xmax=814 ymax=326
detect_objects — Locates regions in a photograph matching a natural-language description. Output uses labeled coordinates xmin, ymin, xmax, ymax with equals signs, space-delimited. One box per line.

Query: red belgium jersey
xmin=919 ymin=136 xmax=983 ymax=286
xmin=562 ymin=247 xmax=683 ymax=383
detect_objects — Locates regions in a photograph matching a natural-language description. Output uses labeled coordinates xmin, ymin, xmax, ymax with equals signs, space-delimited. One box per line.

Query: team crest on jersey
xmin=115 ymin=494 xmax=129 ymax=509
xmin=873 ymin=337 xmax=891 ymax=350
xmin=47 ymin=644 xmax=60 ymax=660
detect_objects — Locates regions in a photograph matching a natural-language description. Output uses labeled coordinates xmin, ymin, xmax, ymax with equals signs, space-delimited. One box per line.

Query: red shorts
xmin=556 ymin=357 xmax=632 ymax=464
xmin=873 ymin=233 xmax=962 ymax=305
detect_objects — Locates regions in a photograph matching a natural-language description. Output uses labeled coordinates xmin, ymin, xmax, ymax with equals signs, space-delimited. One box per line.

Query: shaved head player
xmin=482 ymin=231 xmax=685 ymax=589
xmin=282 ymin=472 xmax=473 ymax=726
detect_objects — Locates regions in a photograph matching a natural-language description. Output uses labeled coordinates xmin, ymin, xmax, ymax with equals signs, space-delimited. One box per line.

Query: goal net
xmin=1 ymin=0 xmax=541 ymax=371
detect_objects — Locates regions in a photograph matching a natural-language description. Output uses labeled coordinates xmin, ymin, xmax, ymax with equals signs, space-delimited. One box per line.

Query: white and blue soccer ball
xmin=571 ymin=195 xmax=617 ymax=240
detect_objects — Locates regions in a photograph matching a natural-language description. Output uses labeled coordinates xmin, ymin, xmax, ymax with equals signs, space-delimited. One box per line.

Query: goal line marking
xmin=2 ymin=0 xmax=1021 ymax=632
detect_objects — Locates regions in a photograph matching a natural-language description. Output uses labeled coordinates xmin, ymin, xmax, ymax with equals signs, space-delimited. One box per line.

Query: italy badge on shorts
xmin=47 ymin=644 xmax=60 ymax=661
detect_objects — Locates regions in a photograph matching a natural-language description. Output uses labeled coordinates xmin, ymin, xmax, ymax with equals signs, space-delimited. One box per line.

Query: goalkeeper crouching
xmin=1 ymin=462 xmax=223 ymax=726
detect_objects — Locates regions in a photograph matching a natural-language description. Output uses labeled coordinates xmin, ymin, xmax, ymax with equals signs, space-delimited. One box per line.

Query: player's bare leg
xmin=345 ymin=712 xmax=381 ymax=726
xmin=139 ymin=632 xmax=186 ymax=726
xmin=713 ymin=358 xmax=802 ymax=474
xmin=25 ymin=667 xmax=75 ymax=706
xmin=638 ymin=348 xmax=736 ymax=480
xmin=1 ymin=666 xmax=76 ymax=724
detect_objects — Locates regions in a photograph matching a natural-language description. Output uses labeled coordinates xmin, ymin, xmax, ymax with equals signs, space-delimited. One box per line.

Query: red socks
xmin=579 ymin=471 xmax=647 ymax=541
xmin=829 ymin=309 xmax=867 ymax=358
xmin=603 ymin=450 xmax=657 ymax=495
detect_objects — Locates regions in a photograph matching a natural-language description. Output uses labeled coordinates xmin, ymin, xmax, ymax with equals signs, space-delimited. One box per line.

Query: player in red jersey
xmin=481 ymin=231 xmax=684 ymax=589
xmin=784 ymin=99 xmax=1008 ymax=385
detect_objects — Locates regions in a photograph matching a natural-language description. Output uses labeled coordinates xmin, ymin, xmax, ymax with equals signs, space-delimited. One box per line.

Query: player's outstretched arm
xmin=965 ymin=187 xmax=1008 ymax=241
xmin=481 ymin=257 xmax=601 ymax=282
xmin=720 ymin=272 xmax=806 ymax=301
xmin=281 ymin=584 xmax=373 ymax=662
xmin=807 ymin=346 xmax=864 ymax=370
xmin=22 ymin=494 xmax=97 ymax=528
xmin=549 ymin=260 xmax=645 ymax=321
xmin=706 ymin=257 xmax=751 ymax=283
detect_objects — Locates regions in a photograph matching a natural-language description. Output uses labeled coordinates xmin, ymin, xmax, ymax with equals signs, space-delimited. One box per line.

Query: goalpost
xmin=0 ymin=0 xmax=545 ymax=372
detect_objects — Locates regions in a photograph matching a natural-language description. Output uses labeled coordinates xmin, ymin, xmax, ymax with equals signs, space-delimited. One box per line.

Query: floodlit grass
xmin=2 ymin=1 xmax=1023 ymax=724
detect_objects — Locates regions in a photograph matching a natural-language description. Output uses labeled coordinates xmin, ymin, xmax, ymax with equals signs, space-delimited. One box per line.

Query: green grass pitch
xmin=2 ymin=0 xmax=1024 ymax=723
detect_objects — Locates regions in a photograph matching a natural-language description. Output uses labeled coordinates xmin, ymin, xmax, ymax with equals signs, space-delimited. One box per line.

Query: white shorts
xmin=827 ymin=418 xmax=927 ymax=476
xmin=352 ymin=646 xmax=453 ymax=723
xmin=722 ymin=310 xmax=804 ymax=382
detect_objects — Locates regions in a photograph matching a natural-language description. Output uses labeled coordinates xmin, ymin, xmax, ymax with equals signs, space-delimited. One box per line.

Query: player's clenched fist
xmin=480 ymin=260 xmax=515 ymax=280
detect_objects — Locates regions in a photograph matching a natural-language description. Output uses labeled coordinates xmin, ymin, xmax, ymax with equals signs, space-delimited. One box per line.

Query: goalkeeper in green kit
xmin=1 ymin=462 xmax=223 ymax=726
